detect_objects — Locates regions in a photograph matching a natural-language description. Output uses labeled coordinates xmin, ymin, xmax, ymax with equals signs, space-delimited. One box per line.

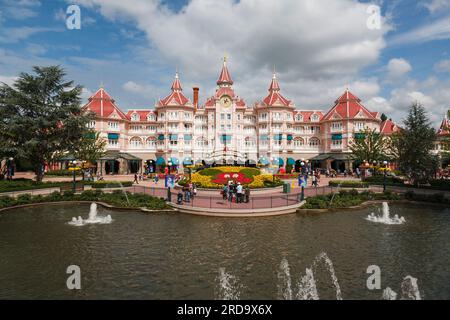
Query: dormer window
xmin=295 ymin=114 xmax=303 ymax=122
xmin=131 ymin=113 xmax=139 ymax=122
xmin=311 ymin=114 xmax=319 ymax=122
xmin=147 ymin=114 xmax=155 ymax=121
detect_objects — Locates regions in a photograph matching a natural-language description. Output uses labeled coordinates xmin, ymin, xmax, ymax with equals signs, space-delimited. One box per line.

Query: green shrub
xmin=329 ymin=180 xmax=369 ymax=188
xmin=198 ymin=168 xmax=222 ymax=177
xmin=46 ymin=169 xmax=81 ymax=176
xmin=87 ymin=181 xmax=133 ymax=189
xmin=363 ymin=176 xmax=404 ymax=186
xmin=428 ymin=179 xmax=450 ymax=191
xmin=240 ymin=168 xmax=261 ymax=178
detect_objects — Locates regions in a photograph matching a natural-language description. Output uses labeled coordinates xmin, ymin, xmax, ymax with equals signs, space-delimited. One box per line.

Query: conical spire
xmin=217 ymin=56 xmax=233 ymax=86
xmin=171 ymin=70 xmax=182 ymax=91
xmin=268 ymin=71 xmax=280 ymax=92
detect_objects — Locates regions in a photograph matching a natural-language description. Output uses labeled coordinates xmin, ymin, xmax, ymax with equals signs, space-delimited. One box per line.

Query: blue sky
xmin=0 ymin=0 xmax=450 ymax=126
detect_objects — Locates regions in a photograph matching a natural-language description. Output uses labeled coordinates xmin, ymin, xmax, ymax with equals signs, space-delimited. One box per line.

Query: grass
xmin=0 ymin=189 xmax=170 ymax=210
xmin=328 ymin=180 xmax=369 ymax=188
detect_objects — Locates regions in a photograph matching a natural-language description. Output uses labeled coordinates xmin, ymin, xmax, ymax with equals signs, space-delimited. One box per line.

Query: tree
xmin=349 ymin=128 xmax=389 ymax=164
xmin=392 ymin=102 xmax=437 ymax=186
xmin=0 ymin=66 xmax=91 ymax=182
xmin=74 ymin=131 xmax=107 ymax=179
xmin=380 ymin=113 xmax=388 ymax=122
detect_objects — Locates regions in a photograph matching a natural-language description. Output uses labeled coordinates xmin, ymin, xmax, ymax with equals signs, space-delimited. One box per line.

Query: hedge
xmin=302 ymin=189 xmax=400 ymax=209
xmin=328 ymin=180 xmax=369 ymax=188
xmin=0 ymin=189 xmax=170 ymax=210
xmin=428 ymin=179 xmax=450 ymax=191
xmin=362 ymin=175 xmax=404 ymax=186
xmin=46 ymin=169 xmax=82 ymax=176
xmin=86 ymin=181 xmax=133 ymax=189
xmin=404 ymin=191 xmax=449 ymax=204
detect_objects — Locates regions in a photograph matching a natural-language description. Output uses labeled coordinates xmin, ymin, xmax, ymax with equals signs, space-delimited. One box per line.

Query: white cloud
xmin=0 ymin=26 xmax=61 ymax=43
xmin=0 ymin=75 xmax=18 ymax=86
xmin=70 ymin=0 xmax=389 ymax=110
xmin=1 ymin=0 xmax=41 ymax=20
xmin=424 ymin=0 xmax=450 ymax=13
xmin=390 ymin=16 xmax=450 ymax=45
xmin=434 ymin=59 xmax=450 ymax=72
xmin=387 ymin=58 xmax=412 ymax=79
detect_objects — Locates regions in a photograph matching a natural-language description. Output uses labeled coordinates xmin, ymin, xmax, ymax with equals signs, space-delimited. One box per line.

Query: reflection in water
xmin=0 ymin=203 xmax=448 ymax=299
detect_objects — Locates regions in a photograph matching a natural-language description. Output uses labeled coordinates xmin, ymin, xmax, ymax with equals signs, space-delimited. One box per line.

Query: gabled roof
xmin=126 ymin=110 xmax=156 ymax=121
xmin=437 ymin=116 xmax=450 ymax=136
xmin=83 ymin=87 xmax=128 ymax=119
xmin=262 ymin=73 xmax=292 ymax=107
xmin=157 ymin=72 xmax=192 ymax=107
xmin=322 ymin=89 xmax=378 ymax=121
xmin=380 ymin=119 xmax=400 ymax=135
xmin=217 ymin=58 xmax=233 ymax=85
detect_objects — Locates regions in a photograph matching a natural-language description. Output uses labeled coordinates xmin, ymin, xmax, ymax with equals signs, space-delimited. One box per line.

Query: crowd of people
xmin=221 ymin=181 xmax=251 ymax=203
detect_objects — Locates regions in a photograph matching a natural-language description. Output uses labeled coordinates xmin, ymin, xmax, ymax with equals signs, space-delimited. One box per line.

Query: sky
xmin=0 ymin=0 xmax=450 ymax=126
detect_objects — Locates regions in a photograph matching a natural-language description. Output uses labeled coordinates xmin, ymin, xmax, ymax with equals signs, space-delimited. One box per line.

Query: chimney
xmin=193 ymin=87 xmax=199 ymax=109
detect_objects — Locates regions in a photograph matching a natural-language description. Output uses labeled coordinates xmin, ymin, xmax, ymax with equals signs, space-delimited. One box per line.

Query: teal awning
xmin=287 ymin=134 xmax=293 ymax=141
xmin=354 ymin=133 xmax=365 ymax=139
xmin=108 ymin=133 xmax=119 ymax=140
xmin=220 ymin=134 xmax=232 ymax=142
xmin=272 ymin=157 xmax=284 ymax=166
xmin=158 ymin=134 xmax=165 ymax=141
xmin=332 ymin=134 xmax=343 ymax=140
xmin=183 ymin=157 xmax=193 ymax=165
xmin=169 ymin=134 xmax=178 ymax=141
xmin=258 ymin=157 xmax=270 ymax=165
xmin=287 ymin=158 xmax=295 ymax=165
xmin=156 ymin=157 xmax=165 ymax=165
xmin=260 ymin=134 xmax=268 ymax=141
xmin=184 ymin=134 xmax=192 ymax=141
xmin=84 ymin=132 xmax=96 ymax=139
xmin=168 ymin=157 xmax=179 ymax=165
xmin=273 ymin=134 xmax=283 ymax=140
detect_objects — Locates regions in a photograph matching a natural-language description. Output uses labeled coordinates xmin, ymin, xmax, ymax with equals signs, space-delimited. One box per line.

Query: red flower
xmin=212 ymin=172 xmax=252 ymax=184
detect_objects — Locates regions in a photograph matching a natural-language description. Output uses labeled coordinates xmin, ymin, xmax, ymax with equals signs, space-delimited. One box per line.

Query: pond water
xmin=0 ymin=203 xmax=448 ymax=299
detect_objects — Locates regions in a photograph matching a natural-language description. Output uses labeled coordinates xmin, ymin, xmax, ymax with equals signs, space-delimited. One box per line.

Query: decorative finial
xmin=224 ymin=54 xmax=227 ymax=65
xmin=272 ymin=65 xmax=277 ymax=79
xmin=175 ymin=66 xmax=179 ymax=78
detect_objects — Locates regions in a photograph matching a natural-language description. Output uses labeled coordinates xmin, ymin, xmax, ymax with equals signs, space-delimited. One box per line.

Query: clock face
xmin=220 ymin=95 xmax=232 ymax=108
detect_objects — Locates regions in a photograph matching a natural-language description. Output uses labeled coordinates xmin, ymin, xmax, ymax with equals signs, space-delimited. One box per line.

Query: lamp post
xmin=71 ymin=160 xmax=77 ymax=192
xmin=7 ymin=157 xmax=14 ymax=181
xmin=383 ymin=160 xmax=388 ymax=192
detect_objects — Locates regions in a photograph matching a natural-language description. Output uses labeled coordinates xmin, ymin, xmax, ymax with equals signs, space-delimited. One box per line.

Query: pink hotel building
xmin=83 ymin=59 xmax=393 ymax=175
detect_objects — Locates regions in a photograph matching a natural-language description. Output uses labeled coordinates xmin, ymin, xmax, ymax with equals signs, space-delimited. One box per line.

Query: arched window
xmin=146 ymin=137 xmax=156 ymax=148
xmin=294 ymin=137 xmax=304 ymax=147
xmin=311 ymin=114 xmax=319 ymax=122
xmin=147 ymin=114 xmax=155 ymax=121
xmin=130 ymin=137 xmax=142 ymax=149
xmin=295 ymin=114 xmax=303 ymax=122
xmin=309 ymin=138 xmax=320 ymax=147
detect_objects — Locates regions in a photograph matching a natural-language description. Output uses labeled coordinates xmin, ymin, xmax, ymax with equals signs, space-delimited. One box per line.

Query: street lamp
xmin=71 ymin=160 xmax=78 ymax=192
xmin=383 ymin=160 xmax=388 ymax=192
xmin=6 ymin=157 xmax=14 ymax=181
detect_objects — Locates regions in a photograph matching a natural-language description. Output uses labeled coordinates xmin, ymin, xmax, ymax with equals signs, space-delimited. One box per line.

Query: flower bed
xmin=180 ymin=166 xmax=283 ymax=189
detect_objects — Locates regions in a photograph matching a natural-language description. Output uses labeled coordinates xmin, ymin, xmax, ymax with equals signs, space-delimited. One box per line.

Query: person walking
xmin=192 ymin=184 xmax=197 ymax=198
xmin=245 ymin=186 xmax=250 ymax=203
xmin=133 ymin=173 xmax=139 ymax=184
xmin=222 ymin=184 xmax=228 ymax=201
